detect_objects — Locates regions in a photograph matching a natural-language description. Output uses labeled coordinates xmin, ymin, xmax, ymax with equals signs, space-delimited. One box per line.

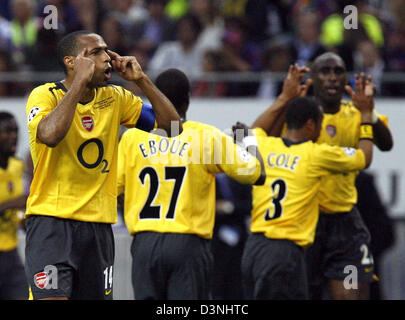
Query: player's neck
xmin=318 ymin=99 xmax=341 ymax=114
xmin=283 ymin=130 xmax=309 ymax=143
xmin=61 ymin=79 xmax=95 ymax=104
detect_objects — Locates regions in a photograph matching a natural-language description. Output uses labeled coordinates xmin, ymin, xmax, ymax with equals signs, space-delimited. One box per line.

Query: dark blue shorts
xmin=305 ymin=206 xmax=374 ymax=288
xmin=25 ymin=215 xmax=114 ymax=300
xmin=131 ymin=231 xmax=213 ymax=300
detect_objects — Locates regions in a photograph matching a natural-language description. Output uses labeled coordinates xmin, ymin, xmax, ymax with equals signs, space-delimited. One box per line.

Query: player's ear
xmin=64 ymin=56 xmax=74 ymax=71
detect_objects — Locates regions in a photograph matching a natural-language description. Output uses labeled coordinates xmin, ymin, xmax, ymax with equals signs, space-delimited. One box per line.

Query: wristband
xmin=360 ymin=123 xmax=373 ymax=140
xmin=372 ymin=109 xmax=378 ymax=124
xmin=242 ymin=135 xmax=258 ymax=147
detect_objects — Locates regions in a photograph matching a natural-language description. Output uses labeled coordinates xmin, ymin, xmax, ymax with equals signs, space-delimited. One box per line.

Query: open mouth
xmin=104 ymin=67 xmax=112 ymax=80
xmin=325 ymin=86 xmax=339 ymax=95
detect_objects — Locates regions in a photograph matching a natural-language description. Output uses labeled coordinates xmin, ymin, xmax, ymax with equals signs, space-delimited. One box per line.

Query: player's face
xmin=78 ymin=34 xmax=112 ymax=88
xmin=311 ymin=57 xmax=346 ymax=106
xmin=0 ymin=118 xmax=18 ymax=157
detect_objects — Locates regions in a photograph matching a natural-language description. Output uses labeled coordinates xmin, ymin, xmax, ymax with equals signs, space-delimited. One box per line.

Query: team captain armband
xmin=359 ymin=123 xmax=374 ymax=140
xmin=135 ymin=103 xmax=156 ymax=132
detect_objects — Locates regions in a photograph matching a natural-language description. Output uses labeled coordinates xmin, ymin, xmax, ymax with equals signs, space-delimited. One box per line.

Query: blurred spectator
xmin=69 ymin=0 xmax=100 ymax=32
xmin=0 ymin=50 xmax=19 ymax=96
xmin=129 ymin=0 xmax=175 ymax=58
xmin=28 ymin=27 xmax=61 ymax=72
xmin=9 ymin=0 xmax=39 ymax=70
xmin=353 ymin=39 xmax=384 ymax=94
xmin=148 ymin=13 xmax=203 ymax=78
xmin=164 ymin=0 xmax=188 ymax=20
xmin=0 ymin=16 xmax=11 ymax=50
xmin=289 ymin=9 xmax=327 ymax=67
xmin=320 ymin=0 xmax=385 ymax=71
xmin=36 ymin=0 xmax=83 ymax=35
xmin=100 ymin=13 xmax=129 ymax=55
xmin=189 ymin=0 xmax=224 ymax=52
xmin=0 ymin=0 xmax=12 ymax=20
xmin=221 ymin=16 xmax=262 ymax=96
xmin=192 ymin=49 xmax=229 ymax=97
xmin=257 ymin=41 xmax=292 ymax=99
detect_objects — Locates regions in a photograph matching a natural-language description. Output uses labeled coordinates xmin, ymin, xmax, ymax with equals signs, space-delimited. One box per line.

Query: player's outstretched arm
xmin=345 ymin=73 xmax=393 ymax=152
xmin=252 ymin=64 xmax=311 ymax=136
xmin=232 ymin=122 xmax=265 ymax=185
xmin=37 ymin=49 xmax=95 ymax=147
xmin=108 ymin=50 xmax=182 ymax=136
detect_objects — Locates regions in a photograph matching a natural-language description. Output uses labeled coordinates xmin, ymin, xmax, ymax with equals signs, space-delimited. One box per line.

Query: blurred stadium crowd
xmin=0 ymin=0 xmax=404 ymax=97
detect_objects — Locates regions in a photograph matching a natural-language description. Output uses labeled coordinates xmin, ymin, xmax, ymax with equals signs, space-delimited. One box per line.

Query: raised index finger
xmin=107 ymin=50 xmax=121 ymax=60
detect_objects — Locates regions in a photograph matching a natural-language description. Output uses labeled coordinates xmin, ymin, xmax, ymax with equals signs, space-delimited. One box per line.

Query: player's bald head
xmin=311 ymin=52 xmax=346 ymax=74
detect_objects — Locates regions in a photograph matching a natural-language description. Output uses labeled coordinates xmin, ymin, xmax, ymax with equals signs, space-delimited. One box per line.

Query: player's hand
xmin=279 ymin=64 xmax=311 ymax=102
xmin=73 ymin=48 xmax=95 ymax=85
xmin=108 ymin=50 xmax=145 ymax=82
xmin=232 ymin=121 xmax=250 ymax=144
xmin=345 ymin=73 xmax=375 ymax=115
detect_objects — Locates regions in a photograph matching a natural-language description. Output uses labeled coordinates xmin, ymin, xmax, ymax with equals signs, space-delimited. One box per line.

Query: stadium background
xmin=0 ymin=0 xmax=404 ymax=299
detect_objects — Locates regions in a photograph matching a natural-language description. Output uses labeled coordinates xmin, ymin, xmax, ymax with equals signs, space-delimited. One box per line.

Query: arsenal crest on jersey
xmin=82 ymin=116 xmax=94 ymax=132
xmin=326 ymin=125 xmax=336 ymax=138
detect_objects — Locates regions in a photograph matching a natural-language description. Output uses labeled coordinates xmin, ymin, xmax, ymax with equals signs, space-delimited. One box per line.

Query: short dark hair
xmin=285 ymin=97 xmax=322 ymax=129
xmin=0 ymin=111 xmax=14 ymax=125
xmin=56 ymin=30 xmax=93 ymax=73
xmin=155 ymin=69 xmax=190 ymax=116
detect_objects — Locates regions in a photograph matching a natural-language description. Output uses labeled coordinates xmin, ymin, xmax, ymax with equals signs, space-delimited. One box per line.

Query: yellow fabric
xmin=25 ymin=82 xmax=148 ymax=223
xmin=251 ymin=128 xmax=365 ymax=247
xmin=118 ymin=121 xmax=261 ymax=239
xmin=0 ymin=158 xmax=24 ymax=251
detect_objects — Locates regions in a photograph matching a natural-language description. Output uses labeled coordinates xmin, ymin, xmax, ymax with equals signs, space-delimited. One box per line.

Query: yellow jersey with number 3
xmin=251 ymin=128 xmax=366 ymax=247
xmin=117 ymin=121 xmax=261 ymax=239
xmin=25 ymin=82 xmax=157 ymax=223
xmin=0 ymin=157 xmax=24 ymax=251
xmin=316 ymin=100 xmax=388 ymax=213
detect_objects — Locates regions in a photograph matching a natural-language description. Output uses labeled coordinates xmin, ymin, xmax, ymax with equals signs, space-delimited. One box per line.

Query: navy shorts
xmin=241 ymin=233 xmax=308 ymax=300
xmin=305 ymin=206 xmax=374 ymax=291
xmin=25 ymin=215 xmax=115 ymax=300
xmin=0 ymin=248 xmax=29 ymax=299
xmin=131 ymin=232 xmax=213 ymax=300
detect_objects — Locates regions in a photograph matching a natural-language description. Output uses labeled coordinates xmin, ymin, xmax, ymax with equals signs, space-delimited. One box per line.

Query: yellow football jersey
xmin=251 ymin=128 xmax=366 ymax=247
xmin=25 ymin=82 xmax=157 ymax=223
xmin=0 ymin=157 xmax=24 ymax=251
xmin=316 ymin=100 xmax=388 ymax=213
xmin=117 ymin=120 xmax=261 ymax=239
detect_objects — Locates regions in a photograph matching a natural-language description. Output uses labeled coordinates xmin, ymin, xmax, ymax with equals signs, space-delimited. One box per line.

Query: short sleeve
xmin=26 ymin=85 xmax=57 ymax=144
xmin=312 ymin=143 xmax=366 ymax=174
xmin=204 ymin=127 xmax=261 ymax=184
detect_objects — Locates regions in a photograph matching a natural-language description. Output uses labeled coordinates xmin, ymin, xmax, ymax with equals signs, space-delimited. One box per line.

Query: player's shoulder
xmin=29 ymin=82 xmax=66 ymax=96
xmin=183 ymin=120 xmax=222 ymax=134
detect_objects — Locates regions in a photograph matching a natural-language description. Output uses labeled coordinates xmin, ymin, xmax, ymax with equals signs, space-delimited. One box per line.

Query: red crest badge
xmin=326 ymin=125 xmax=336 ymax=137
xmin=34 ymin=272 xmax=49 ymax=289
xmin=82 ymin=116 xmax=94 ymax=132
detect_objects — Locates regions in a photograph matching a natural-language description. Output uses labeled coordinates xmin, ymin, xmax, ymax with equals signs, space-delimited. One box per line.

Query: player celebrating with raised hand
xmin=238 ymin=94 xmax=374 ymax=300
xmin=249 ymin=52 xmax=393 ymax=300
xmin=24 ymin=31 xmax=182 ymax=300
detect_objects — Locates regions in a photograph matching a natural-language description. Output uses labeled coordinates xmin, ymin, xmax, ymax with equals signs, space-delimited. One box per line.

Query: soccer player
xmin=117 ymin=68 xmax=265 ymax=300
xmin=251 ymin=53 xmax=393 ymax=300
xmin=239 ymin=96 xmax=374 ymax=300
xmin=24 ymin=31 xmax=182 ymax=300
xmin=0 ymin=112 xmax=29 ymax=300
